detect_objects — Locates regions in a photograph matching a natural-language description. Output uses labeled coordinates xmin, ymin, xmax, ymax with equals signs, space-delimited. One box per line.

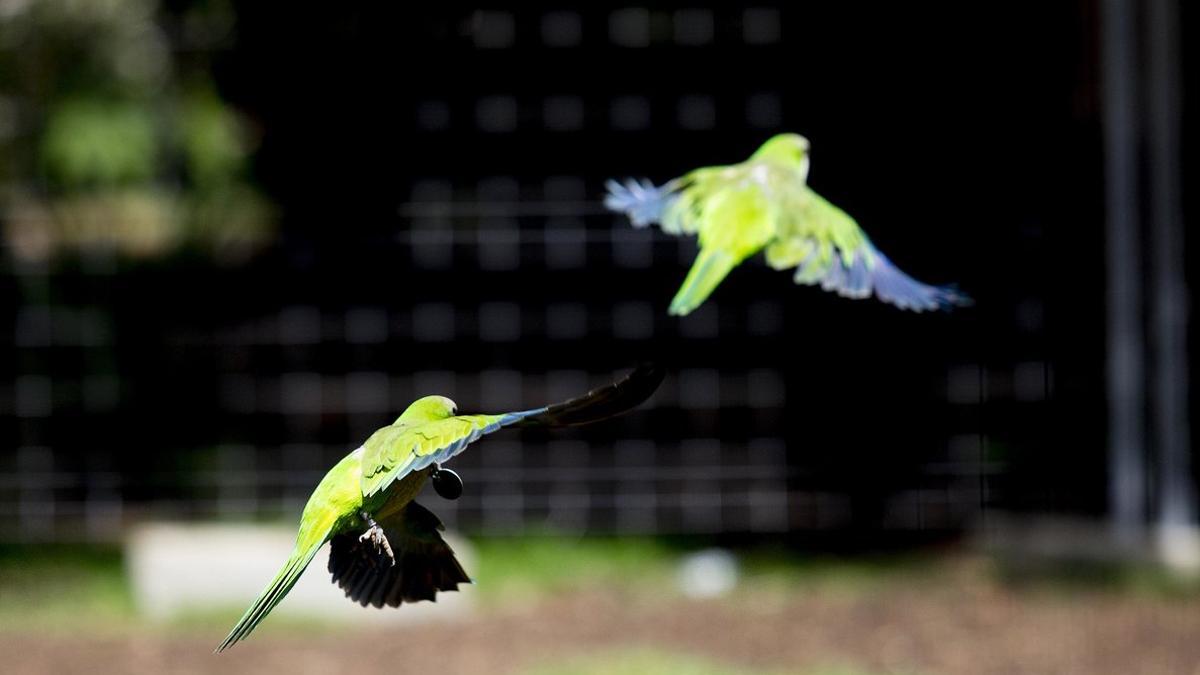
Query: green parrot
xmin=605 ymin=133 xmax=971 ymax=316
xmin=216 ymin=364 xmax=664 ymax=652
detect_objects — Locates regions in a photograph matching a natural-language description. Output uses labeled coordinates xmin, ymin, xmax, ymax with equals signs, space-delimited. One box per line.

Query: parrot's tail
xmin=511 ymin=363 xmax=665 ymax=428
xmin=328 ymin=501 xmax=471 ymax=608
xmin=669 ymin=248 xmax=738 ymax=316
xmin=604 ymin=178 xmax=676 ymax=227
xmin=215 ymin=527 xmax=330 ymax=652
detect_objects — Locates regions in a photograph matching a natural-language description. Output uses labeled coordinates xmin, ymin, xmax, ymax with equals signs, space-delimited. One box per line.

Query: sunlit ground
xmin=3 ymin=537 xmax=1200 ymax=674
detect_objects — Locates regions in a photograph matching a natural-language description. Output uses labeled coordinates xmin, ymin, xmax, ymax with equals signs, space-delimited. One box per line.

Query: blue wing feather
xmin=791 ymin=241 xmax=970 ymax=312
xmin=403 ymin=409 xmax=548 ymax=474
xmin=868 ymin=250 xmax=971 ymax=312
xmin=365 ymin=408 xmax=549 ymax=498
xmin=604 ymin=178 xmax=678 ymax=228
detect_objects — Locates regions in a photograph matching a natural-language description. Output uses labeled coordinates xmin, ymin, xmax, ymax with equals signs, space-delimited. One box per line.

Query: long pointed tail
xmin=510 ymin=363 xmax=665 ymax=428
xmin=669 ymin=248 xmax=738 ymax=316
xmin=215 ymin=540 xmax=324 ymax=652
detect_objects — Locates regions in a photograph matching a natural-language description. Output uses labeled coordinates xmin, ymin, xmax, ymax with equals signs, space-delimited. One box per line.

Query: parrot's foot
xmin=358 ymin=512 xmax=395 ymax=566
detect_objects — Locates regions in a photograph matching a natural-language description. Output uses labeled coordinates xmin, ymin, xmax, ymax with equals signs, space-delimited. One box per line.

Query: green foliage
xmin=0 ymin=0 xmax=170 ymax=98
xmin=737 ymin=549 xmax=939 ymax=596
xmin=993 ymin=556 xmax=1200 ymax=600
xmin=0 ymin=544 xmax=134 ymax=631
xmin=40 ymin=98 xmax=158 ymax=188
xmin=469 ymin=534 xmax=941 ymax=603
xmin=0 ymin=0 xmax=274 ymax=263
xmin=471 ymin=534 xmax=678 ymax=602
xmin=179 ymin=85 xmax=250 ymax=190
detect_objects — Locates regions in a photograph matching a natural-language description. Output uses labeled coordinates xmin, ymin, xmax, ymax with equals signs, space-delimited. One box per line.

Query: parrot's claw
xmin=358 ymin=512 xmax=395 ymax=566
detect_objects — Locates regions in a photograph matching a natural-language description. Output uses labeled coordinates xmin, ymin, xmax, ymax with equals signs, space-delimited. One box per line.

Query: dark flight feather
xmin=511 ymin=363 xmax=665 ymax=428
xmin=328 ymin=501 xmax=470 ymax=608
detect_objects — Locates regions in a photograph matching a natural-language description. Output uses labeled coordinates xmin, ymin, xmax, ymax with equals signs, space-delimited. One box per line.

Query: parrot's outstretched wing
xmin=604 ymin=178 xmax=679 ymax=228
xmin=361 ymin=366 xmax=664 ymax=498
xmin=765 ymin=190 xmax=971 ymax=312
xmin=328 ymin=500 xmax=469 ymax=608
xmin=605 ymin=168 xmax=729 ymax=236
xmin=512 ymin=363 xmax=665 ymax=428
xmin=360 ymin=414 xmax=519 ymax=498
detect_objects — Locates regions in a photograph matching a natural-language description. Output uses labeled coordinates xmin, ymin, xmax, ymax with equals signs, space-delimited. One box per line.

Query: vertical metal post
xmin=1100 ymin=0 xmax=1146 ymax=548
xmin=1146 ymin=0 xmax=1197 ymax=569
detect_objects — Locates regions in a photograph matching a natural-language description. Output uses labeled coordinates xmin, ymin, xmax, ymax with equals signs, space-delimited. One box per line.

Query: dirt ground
xmin=7 ymin=571 xmax=1200 ymax=675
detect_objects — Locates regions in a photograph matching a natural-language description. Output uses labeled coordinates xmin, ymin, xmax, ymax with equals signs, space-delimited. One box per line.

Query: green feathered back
xmin=606 ymin=132 xmax=970 ymax=314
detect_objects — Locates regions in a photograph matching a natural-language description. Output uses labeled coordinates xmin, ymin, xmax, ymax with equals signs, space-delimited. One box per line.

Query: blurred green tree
xmin=0 ymin=0 xmax=274 ymax=263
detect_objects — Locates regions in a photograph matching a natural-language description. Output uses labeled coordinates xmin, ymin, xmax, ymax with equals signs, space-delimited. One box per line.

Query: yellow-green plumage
xmin=216 ymin=365 xmax=666 ymax=651
xmin=360 ymin=409 xmax=505 ymax=500
xmin=606 ymin=133 xmax=970 ymax=314
xmin=215 ymin=452 xmax=357 ymax=651
xmin=668 ymin=181 xmax=775 ymax=315
xmin=216 ymin=396 xmax=515 ymax=652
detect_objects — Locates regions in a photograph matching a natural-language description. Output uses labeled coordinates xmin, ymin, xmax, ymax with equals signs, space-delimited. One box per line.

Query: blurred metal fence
xmin=0 ymin=4 xmax=1077 ymax=542
xmin=0 ymin=206 xmax=1013 ymax=541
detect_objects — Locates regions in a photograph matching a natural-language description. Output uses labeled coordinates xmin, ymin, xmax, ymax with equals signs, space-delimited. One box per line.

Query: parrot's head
xmin=397 ymin=395 xmax=458 ymax=424
xmin=751 ymin=133 xmax=811 ymax=175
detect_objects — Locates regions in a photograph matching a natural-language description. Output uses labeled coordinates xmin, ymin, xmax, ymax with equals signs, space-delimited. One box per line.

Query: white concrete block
xmin=125 ymin=522 xmax=476 ymax=623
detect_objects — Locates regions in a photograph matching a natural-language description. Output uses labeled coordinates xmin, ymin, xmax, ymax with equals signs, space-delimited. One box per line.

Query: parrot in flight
xmin=216 ymin=364 xmax=664 ymax=652
xmin=605 ymin=133 xmax=971 ymax=316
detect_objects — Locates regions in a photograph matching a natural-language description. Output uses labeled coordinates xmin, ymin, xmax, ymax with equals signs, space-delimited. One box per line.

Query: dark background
xmin=0 ymin=2 xmax=1191 ymax=545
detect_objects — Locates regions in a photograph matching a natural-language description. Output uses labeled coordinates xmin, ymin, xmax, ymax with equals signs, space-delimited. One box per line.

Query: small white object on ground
xmin=1158 ymin=524 xmax=1200 ymax=576
xmin=676 ymin=548 xmax=739 ymax=599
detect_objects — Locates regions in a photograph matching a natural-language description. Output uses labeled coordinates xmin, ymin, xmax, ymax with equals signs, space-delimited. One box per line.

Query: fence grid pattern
xmin=0 ymin=4 xmax=1077 ymax=542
